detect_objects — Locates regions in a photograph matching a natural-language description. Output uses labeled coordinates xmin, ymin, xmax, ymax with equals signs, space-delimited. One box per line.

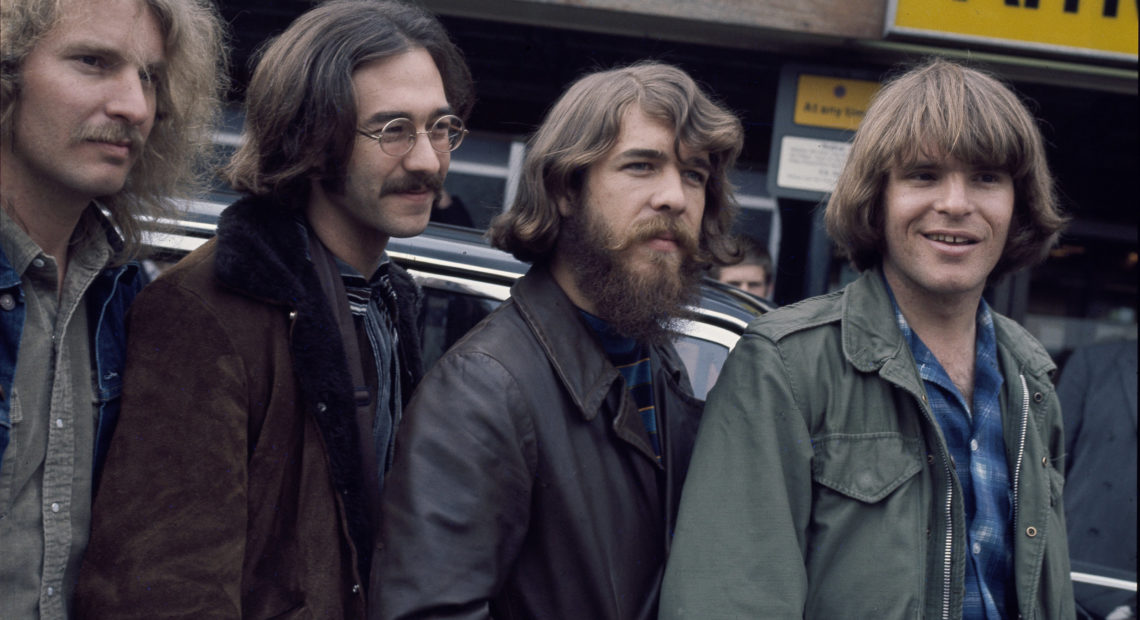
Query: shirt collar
xmin=883 ymin=274 xmax=1002 ymax=410
xmin=1 ymin=203 xmax=111 ymax=277
xmin=579 ymin=309 xmax=640 ymax=357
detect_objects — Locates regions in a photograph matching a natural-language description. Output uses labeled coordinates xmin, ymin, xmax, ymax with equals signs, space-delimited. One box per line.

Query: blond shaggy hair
xmin=1 ymin=0 xmax=228 ymax=262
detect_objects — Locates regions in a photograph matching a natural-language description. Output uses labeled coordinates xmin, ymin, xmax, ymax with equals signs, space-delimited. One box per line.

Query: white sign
xmin=775 ymin=136 xmax=852 ymax=194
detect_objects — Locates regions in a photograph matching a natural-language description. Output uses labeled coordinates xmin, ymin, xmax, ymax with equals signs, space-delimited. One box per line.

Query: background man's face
xmin=308 ymin=47 xmax=451 ymax=263
xmin=717 ymin=263 xmax=770 ymax=298
xmin=4 ymin=0 xmax=163 ymax=204
xmin=556 ymin=106 xmax=711 ymax=342
xmin=881 ymin=151 xmax=1014 ymax=304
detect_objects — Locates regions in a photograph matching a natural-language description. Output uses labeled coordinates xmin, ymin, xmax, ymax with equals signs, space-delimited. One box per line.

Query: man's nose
xmin=402 ymin=131 xmax=444 ymax=176
xmin=105 ymin=70 xmax=154 ymax=127
xmin=935 ymin=173 xmax=973 ymax=216
xmin=650 ymin=168 xmax=688 ymax=214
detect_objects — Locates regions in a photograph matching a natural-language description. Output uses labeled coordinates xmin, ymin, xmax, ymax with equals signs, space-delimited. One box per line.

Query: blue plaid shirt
xmin=888 ymin=286 xmax=1013 ymax=620
xmin=580 ymin=311 xmax=662 ymax=463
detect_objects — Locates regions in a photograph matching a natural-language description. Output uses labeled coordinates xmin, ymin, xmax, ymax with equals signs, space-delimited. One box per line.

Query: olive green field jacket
xmin=660 ymin=268 xmax=1074 ymax=620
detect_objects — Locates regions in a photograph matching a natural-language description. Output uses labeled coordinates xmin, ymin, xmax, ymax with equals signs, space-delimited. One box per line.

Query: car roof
xmin=146 ymin=200 xmax=774 ymax=334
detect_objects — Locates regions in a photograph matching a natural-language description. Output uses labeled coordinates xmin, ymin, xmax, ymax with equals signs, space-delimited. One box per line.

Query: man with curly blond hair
xmin=0 ymin=0 xmax=226 ymax=616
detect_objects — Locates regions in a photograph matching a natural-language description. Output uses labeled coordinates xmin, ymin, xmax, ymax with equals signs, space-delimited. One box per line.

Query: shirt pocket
xmin=811 ymin=432 xmax=925 ymax=503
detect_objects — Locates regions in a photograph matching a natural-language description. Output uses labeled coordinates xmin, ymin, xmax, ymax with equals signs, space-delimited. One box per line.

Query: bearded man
xmin=371 ymin=62 xmax=744 ymax=620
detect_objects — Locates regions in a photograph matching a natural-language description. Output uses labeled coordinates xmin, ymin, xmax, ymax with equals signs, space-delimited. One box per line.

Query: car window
xmin=672 ymin=336 xmax=729 ymax=401
xmin=415 ymin=277 xmax=501 ymax=371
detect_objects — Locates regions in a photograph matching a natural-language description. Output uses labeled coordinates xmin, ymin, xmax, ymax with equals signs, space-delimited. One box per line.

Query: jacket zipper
xmin=1011 ymin=374 xmax=1030 ymax=530
xmin=917 ymin=390 xmax=954 ymax=620
xmin=941 ymin=455 xmax=953 ymax=620
xmin=941 ymin=376 xmax=1032 ymax=619
xmin=1010 ymin=374 xmax=1032 ymax=618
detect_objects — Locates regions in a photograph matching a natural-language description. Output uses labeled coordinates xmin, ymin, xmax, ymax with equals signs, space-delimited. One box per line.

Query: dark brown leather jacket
xmin=76 ymin=195 xmax=422 ymax=619
xmin=372 ymin=264 xmax=703 ymax=620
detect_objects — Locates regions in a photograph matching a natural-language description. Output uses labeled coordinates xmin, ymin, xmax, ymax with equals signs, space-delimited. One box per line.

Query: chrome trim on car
xmin=409 ymin=272 xmax=512 ymax=301
xmin=1070 ymin=572 xmax=1138 ymax=592
xmin=676 ymin=319 xmax=742 ymax=350
xmin=392 ymin=251 xmax=522 ymax=285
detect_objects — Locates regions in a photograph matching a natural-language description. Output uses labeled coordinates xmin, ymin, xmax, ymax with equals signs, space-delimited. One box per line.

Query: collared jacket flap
xmin=812 ymin=433 xmax=925 ymax=503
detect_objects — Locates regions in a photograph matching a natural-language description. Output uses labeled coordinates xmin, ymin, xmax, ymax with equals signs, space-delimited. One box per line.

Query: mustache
xmin=73 ymin=123 xmax=143 ymax=145
xmin=379 ymin=172 xmax=444 ymax=197
xmin=607 ymin=216 xmax=700 ymax=256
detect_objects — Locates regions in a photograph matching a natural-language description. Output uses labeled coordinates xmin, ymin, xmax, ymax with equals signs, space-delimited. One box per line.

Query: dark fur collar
xmin=212 ymin=194 xmax=376 ymax=581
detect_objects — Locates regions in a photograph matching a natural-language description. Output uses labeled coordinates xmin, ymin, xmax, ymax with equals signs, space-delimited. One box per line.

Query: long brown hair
xmin=825 ymin=58 xmax=1066 ymax=280
xmin=224 ymin=0 xmax=473 ymax=204
xmin=489 ymin=61 xmax=744 ymax=265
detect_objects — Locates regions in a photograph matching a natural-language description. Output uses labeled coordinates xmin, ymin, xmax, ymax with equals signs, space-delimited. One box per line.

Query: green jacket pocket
xmin=811 ymin=433 xmax=925 ymax=503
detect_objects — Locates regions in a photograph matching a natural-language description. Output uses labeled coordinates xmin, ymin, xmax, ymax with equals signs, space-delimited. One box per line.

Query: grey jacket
xmin=660 ymin=268 xmax=1074 ymax=620
xmin=1058 ymin=338 xmax=1137 ymax=618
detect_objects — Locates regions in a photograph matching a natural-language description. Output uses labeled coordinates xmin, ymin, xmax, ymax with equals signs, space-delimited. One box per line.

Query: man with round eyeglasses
xmin=357 ymin=114 xmax=468 ymax=158
xmin=75 ymin=1 xmax=474 ymax=617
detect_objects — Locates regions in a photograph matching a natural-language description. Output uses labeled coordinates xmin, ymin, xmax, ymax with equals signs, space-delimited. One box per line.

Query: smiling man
xmin=661 ymin=58 xmax=1074 ymax=620
xmin=372 ymin=62 xmax=743 ymax=620
xmin=74 ymin=1 xmax=473 ymax=617
xmin=0 ymin=0 xmax=224 ymax=616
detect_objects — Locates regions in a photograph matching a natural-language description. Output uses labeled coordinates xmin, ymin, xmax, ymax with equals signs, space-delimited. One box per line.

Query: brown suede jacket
xmin=371 ymin=264 xmax=704 ymax=620
xmin=75 ymin=195 xmax=423 ymax=619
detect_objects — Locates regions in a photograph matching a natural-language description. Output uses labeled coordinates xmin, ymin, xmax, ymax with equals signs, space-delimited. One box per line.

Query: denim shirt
xmin=887 ymin=284 xmax=1013 ymax=620
xmin=0 ymin=240 xmax=144 ymax=488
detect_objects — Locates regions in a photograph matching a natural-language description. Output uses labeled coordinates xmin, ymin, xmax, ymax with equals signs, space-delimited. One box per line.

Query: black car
xmin=144 ymin=204 xmax=773 ymax=400
xmin=145 ymin=203 xmax=1137 ymax=611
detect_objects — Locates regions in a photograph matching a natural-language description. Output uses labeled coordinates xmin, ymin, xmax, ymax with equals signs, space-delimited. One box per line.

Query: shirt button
xmin=972 ymin=542 xmax=982 ymax=555
xmin=47 ymin=586 xmax=55 ymax=596
xmin=56 ymin=419 xmax=64 ymax=429
xmin=970 ymin=439 xmax=979 ymax=452
xmin=0 ymin=294 xmax=14 ymax=311
xmin=50 ymin=503 xmax=60 ymax=513
xmin=32 ymin=258 xmax=46 ymax=269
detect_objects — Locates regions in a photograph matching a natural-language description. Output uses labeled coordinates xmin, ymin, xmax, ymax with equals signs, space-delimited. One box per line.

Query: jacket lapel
xmin=213 ymin=196 xmax=372 ymax=579
xmin=512 ymin=264 xmax=663 ymax=465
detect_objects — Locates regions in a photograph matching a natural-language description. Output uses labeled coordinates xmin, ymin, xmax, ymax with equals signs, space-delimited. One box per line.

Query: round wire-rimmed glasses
xmin=356 ymin=114 xmax=468 ymax=157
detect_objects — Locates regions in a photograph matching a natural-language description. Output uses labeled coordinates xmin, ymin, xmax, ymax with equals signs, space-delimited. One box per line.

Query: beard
xmin=559 ymin=204 xmax=704 ymax=346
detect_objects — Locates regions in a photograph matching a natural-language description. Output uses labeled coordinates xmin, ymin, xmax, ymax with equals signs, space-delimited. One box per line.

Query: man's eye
xmin=75 ymin=55 xmax=103 ymax=67
xmin=683 ymin=169 xmax=709 ymax=185
xmin=381 ymin=124 xmax=413 ymax=140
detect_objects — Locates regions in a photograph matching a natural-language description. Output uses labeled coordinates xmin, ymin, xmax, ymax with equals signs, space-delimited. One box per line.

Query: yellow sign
xmin=888 ymin=0 xmax=1138 ymax=60
xmin=793 ymin=75 xmax=881 ymax=131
